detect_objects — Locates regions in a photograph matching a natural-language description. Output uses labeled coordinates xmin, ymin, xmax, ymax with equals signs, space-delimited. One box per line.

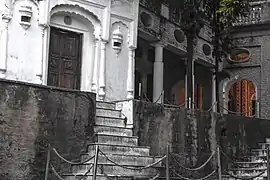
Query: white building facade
xmin=0 ymin=0 xmax=139 ymax=101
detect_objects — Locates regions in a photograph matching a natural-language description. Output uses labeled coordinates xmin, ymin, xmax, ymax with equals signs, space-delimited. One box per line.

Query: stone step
xmin=229 ymin=167 xmax=267 ymax=175
xmin=252 ymin=149 xmax=268 ymax=156
xmin=95 ymin=134 xmax=138 ymax=146
xmin=228 ymin=170 xmax=267 ymax=179
xmin=71 ymin=163 xmax=158 ymax=176
xmin=251 ymin=156 xmax=267 ymax=162
xmin=96 ymin=101 xmax=116 ymax=110
xmin=94 ymin=125 xmax=132 ymax=136
xmin=63 ymin=174 xmax=151 ymax=180
xmin=221 ymin=174 xmax=265 ymax=180
xmin=80 ymin=153 xmax=163 ymax=167
xmin=96 ymin=108 xmax=121 ymax=118
xmin=95 ymin=116 xmax=126 ymax=128
xmin=234 ymin=161 xmax=266 ymax=168
xmin=87 ymin=143 xmax=150 ymax=156
xmin=258 ymin=143 xmax=270 ymax=149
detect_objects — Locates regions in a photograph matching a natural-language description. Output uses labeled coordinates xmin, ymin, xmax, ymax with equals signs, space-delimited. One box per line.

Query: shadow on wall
xmin=0 ymin=79 xmax=96 ymax=180
xmin=133 ymin=100 xmax=270 ymax=169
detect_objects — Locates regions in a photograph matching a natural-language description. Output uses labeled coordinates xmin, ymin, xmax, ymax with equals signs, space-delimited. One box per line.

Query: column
xmin=127 ymin=46 xmax=135 ymax=99
xmin=185 ymin=67 xmax=188 ymax=108
xmin=91 ymin=38 xmax=100 ymax=93
xmin=36 ymin=24 xmax=47 ymax=84
xmin=152 ymin=43 xmax=164 ymax=103
xmin=98 ymin=40 xmax=107 ymax=101
xmin=212 ymin=72 xmax=217 ymax=112
xmin=0 ymin=14 xmax=11 ymax=78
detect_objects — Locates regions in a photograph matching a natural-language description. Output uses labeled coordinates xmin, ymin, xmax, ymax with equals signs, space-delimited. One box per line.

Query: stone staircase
xmin=63 ymin=101 xmax=163 ymax=180
xmin=223 ymin=138 xmax=270 ymax=180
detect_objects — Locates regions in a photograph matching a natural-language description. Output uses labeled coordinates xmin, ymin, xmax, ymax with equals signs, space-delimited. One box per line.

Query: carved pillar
xmin=91 ymin=38 xmax=100 ymax=93
xmin=0 ymin=14 xmax=11 ymax=78
xmin=36 ymin=24 xmax=47 ymax=84
xmin=98 ymin=40 xmax=107 ymax=101
xmin=127 ymin=46 xmax=136 ymax=99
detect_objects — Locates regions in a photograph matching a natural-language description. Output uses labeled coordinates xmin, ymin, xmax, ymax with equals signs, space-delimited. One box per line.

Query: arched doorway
xmin=47 ymin=4 xmax=101 ymax=91
xmin=228 ymin=79 xmax=256 ymax=117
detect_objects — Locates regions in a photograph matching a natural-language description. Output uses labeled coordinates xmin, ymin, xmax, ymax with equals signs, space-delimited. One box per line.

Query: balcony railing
xmin=140 ymin=0 xmax=267 ymax=27
xmin=234 ymin=1 xmax=265 ymax=26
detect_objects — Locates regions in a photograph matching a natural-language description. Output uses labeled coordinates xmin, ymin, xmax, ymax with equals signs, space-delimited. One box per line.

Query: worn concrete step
xmin=94 ymin=125 xmax=132 ymax=136
xmin=234 ymin=161 xmax=266 ymax=168
xmin=229 ymin=167 xmax=267 ymax=175
xmin=87 ymin=143 xmax=150 ymax=156
xmin=80 ymin=153 xmax=163 ymax=167
xmin=227 ymin=171 xmax=267 ymax=179
xmin=71 ymin=163 xmax=158 ymax=176
xmin=96 ymin=101 xmax=116 ymax=110
xmin=95 ymin=116 xmax=126 ymax=128
xmin=96 ymin=108 xmax=121 ymax=118
xmin=251 ymin=156 xmax=267 ymax=162
xmin=95 ymin=134 xmax=138 ymax=146
xmin=259 ymin=142 xmax=270 ymax=149
xmin=63 ymin=174 xmax=152 ymax=180
xmin=252 ymin=149 xmax=268 ymax=156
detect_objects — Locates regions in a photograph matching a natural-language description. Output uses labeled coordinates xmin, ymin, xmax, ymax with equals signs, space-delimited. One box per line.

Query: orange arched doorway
xmin=228 ymin=79 xmax=256 ymax=117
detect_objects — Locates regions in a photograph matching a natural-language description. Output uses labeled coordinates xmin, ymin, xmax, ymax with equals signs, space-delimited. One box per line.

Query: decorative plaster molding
xmin=50 ymin=4 xmax=101 ymax=24
xmin=50 ymin=4 xmax=102 ymax=39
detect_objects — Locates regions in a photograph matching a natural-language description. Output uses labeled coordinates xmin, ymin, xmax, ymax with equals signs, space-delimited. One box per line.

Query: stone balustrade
xmin=139 ymin=0 xmax=267 ymax=27
xmin=234 ymin=1 xmax=265 ymax=26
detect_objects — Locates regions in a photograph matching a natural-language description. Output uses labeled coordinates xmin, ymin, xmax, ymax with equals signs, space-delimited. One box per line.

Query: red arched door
xmin=228 ymin=80 xmax=256 ymax=117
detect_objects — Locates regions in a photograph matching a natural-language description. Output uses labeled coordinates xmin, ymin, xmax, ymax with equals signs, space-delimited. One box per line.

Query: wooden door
xmin=48 ymin=27 xmax=82 ymax=89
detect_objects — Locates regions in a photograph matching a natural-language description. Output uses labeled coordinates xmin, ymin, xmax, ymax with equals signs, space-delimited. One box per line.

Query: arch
xmin=45 ymin=3 xmax=101 ymax=92
xmin=49 ymin=4 xmax=101 ymax=38
xmin=11 ymin=0 xmax=38 ymax=7
xmin=223 ymin=76 xmax=258 ymax=117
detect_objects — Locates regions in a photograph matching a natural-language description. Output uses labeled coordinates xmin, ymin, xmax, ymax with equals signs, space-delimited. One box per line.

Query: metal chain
xmin=170 ymin=150 xmax=216 ymax=171
xmin=219 ymin=148 xmax=261 ymax=169
xmin=50 ymin=164 xmax=66 ymax=180
xmin=98 ymin=165 xmax=114 ymax=180
xmin=53 ymin=148 xmax=95 ymax=165
xmin=99 ymin=149 xmax=166 ymax=170
xmin=77 ymin=164 xmax=94 ymax=180
xmin=171 ymin=168 xmax=217 ymax=180
xmin=207 ymin=101 xmax=217 ymax=112
xmin=153 ymin=91 xmax=164 ymax=104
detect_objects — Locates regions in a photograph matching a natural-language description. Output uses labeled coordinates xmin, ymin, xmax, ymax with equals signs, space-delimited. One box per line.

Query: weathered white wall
xmin=104 ymin=0 xmax=139 ymax=101
xmin=7 ymin=0 xmax=40 ymax=83
xmin=0 ymin=0 xmax=139 ymax=101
